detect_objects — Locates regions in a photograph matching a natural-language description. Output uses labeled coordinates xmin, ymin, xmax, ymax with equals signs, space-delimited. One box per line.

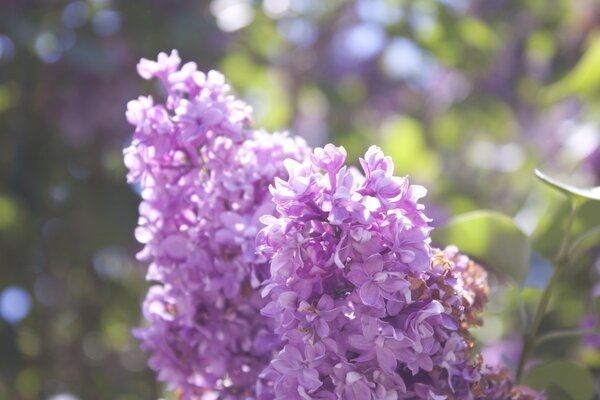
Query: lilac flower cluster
xmin=256 ymin=144 xmax=538 ymax=399
xmin=125 ymin=50 xmax=540 ymax=400
xmin=124 ymin=50 xmax=309 ymax=398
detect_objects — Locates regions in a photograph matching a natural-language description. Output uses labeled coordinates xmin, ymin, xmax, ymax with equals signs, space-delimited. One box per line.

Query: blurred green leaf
xmin=458 ymin=17 xmax=498 ymax=51
xmin=523 ymin=361 xmax=596 ymax=400
xmin=0 ymin=82 xmax=19 ymax=113
xmin=381 ymin=116 xmax=440 ymax=181
xmin=544 ymin=384 xmax=575 ymax=400
xmin=0 ymin=194 xmax=18 ymax=230
xmin=521 ymin=287 xmax=543 ymax=303
xmin=568 ymin=226 xmax=600 ymax=262
xmin=535 ymin=169 xmax=600 ymax=206
xmin=526 ymin=31 xmax=556 ymax=64
xmin=431 ymin=210 xmax=530 ymax=284
xmin=336 ymin=76 xmax=367 ymax=104
xmin=431 ymin=112 xmax=463 ymax=149
xmin=547 ymin=32 xmax=600 ymax=100
xmin=532 ymin=198 xmax=600 ymax=260
xmin=16 ymin=367 xmax=41 ymax=398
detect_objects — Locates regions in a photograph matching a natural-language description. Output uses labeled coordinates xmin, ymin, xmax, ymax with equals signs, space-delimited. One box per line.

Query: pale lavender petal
xmin=359 ymin=282 xmax=381 ymax=307
xmin=376 ymin=346 xmax=398 ymax=375
xmin=298 ymin=368 xmax=322 ymax=392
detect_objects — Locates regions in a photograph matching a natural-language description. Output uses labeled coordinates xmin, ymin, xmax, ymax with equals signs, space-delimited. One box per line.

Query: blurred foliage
xmin=431 ymin=210 xmax=530 ymax=284
xmin=1 ymin=0 xmax=600 ymax=398
xmin=523 ymin=360 xmax=596 ymax=399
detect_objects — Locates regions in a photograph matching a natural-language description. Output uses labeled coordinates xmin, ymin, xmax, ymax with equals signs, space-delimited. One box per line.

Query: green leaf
xmin=521 ymin=287 xmax=542 ymax=304
xmin=544 ymin=385 xmax=575 ymax=400
xmin=546 ymin=34 xmax=600 ymax=100
xmin=458 ymin=17 xmax=498 ymax=51
xmin=523 ymin=361 xmax=596 ymax=400
xmin=532 ymin=199 xmax=600 ymax=261
xmin=568 ymin=225 xmax=600 ymax=262
xmin=381 ymin=116 xmax=440 ymax=182
xmin=535 ymin=169 xmax=600 ymax=206
xmin=431 ymin=210 xmax=530 ymax=284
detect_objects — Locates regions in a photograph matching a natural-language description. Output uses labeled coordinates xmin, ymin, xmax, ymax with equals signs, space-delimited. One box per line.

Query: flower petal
xmin=376 ymin=346 xmax=398 ymax=375
xmin=298 ymin=368 xmax=322 ymax=392
xmin=359 ymin=282 xmax=381 ymax=307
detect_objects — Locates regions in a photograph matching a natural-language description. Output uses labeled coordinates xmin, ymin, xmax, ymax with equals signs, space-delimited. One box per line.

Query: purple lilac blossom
xmin=256 ymin=144 xmax=540 ymax=399
xmin=125 ymin=50 xmax=310 ymax=399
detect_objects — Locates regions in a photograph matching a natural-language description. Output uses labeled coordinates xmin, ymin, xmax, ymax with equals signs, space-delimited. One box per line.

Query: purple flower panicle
xmin=126 ymin=51 xmax=539 ymax=400
xmin=256 ymin=144 xmax=540 ymax=399
xmin=125 ymin=50 xmax=309 ymax=399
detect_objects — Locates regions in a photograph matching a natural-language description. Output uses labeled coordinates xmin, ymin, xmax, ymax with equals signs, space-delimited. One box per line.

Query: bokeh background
xmin=2 ymin=0 xmax=600 ymax=399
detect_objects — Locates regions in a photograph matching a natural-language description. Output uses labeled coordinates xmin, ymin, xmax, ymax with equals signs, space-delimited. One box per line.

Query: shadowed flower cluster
xmin=124 ymin=50 xmax=309 ymax=398
xmin=256 ymin=144 xmax=540 ymax=399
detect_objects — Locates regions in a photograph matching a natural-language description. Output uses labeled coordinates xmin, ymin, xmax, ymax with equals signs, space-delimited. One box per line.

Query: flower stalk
xmin=515 ymin=199 xmax=578 ymax=383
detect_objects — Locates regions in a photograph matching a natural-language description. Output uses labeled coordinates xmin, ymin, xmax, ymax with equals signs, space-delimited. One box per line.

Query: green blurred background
xmin=1 ymin=0 xmax=600 ymax=399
